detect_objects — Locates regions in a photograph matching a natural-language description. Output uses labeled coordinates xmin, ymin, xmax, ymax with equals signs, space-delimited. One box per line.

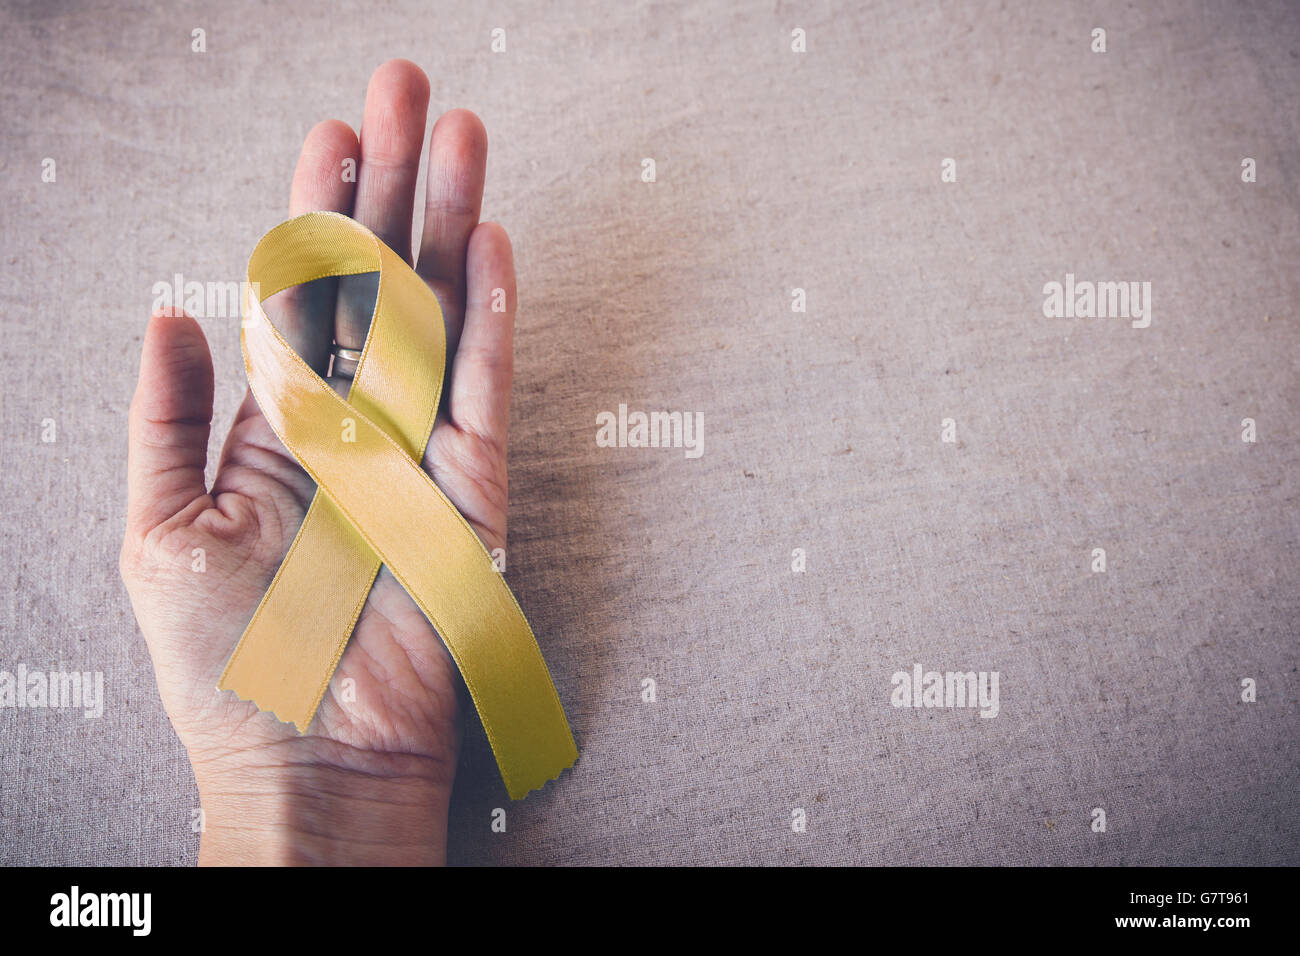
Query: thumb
xmin=125 ymin=309 xmax=215 ymax=537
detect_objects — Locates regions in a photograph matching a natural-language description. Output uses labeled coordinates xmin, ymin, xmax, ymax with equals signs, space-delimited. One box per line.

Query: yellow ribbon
xmin=217 ymin=211 xmax=577 ymax=799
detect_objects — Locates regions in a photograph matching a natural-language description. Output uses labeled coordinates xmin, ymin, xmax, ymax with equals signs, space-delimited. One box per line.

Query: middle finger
xmin=336 ymin=59 xmax=431 ymax=352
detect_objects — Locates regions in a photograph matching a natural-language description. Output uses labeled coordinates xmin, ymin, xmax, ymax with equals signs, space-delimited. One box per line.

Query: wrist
xmin=191 ymin=741 xmax=453 ymax=866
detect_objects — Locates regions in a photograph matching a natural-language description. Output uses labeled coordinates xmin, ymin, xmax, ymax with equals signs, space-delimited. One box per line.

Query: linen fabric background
xmin=1 ymin=0 xmax=1297 ymax=865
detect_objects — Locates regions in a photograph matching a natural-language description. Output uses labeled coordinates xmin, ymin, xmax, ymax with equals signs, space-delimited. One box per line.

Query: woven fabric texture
xmin=1 ymin=0 xmax=1296 ymax=865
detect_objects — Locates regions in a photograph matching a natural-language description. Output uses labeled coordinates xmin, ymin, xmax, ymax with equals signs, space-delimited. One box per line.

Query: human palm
xmin=120 ymin=61 xmax=516 ymax=858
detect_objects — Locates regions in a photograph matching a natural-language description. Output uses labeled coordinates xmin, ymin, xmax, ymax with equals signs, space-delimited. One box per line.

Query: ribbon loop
xmin=219 ymin=212 xmax=577 ymax=799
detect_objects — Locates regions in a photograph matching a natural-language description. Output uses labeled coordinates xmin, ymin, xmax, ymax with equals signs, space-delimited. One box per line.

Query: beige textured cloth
xmin=1 ymin=0 xmax=1297 ymax=865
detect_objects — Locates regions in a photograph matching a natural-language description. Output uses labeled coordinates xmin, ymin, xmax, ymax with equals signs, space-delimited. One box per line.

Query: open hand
xmin=119 ymin=60 xmax=516 ymax=864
